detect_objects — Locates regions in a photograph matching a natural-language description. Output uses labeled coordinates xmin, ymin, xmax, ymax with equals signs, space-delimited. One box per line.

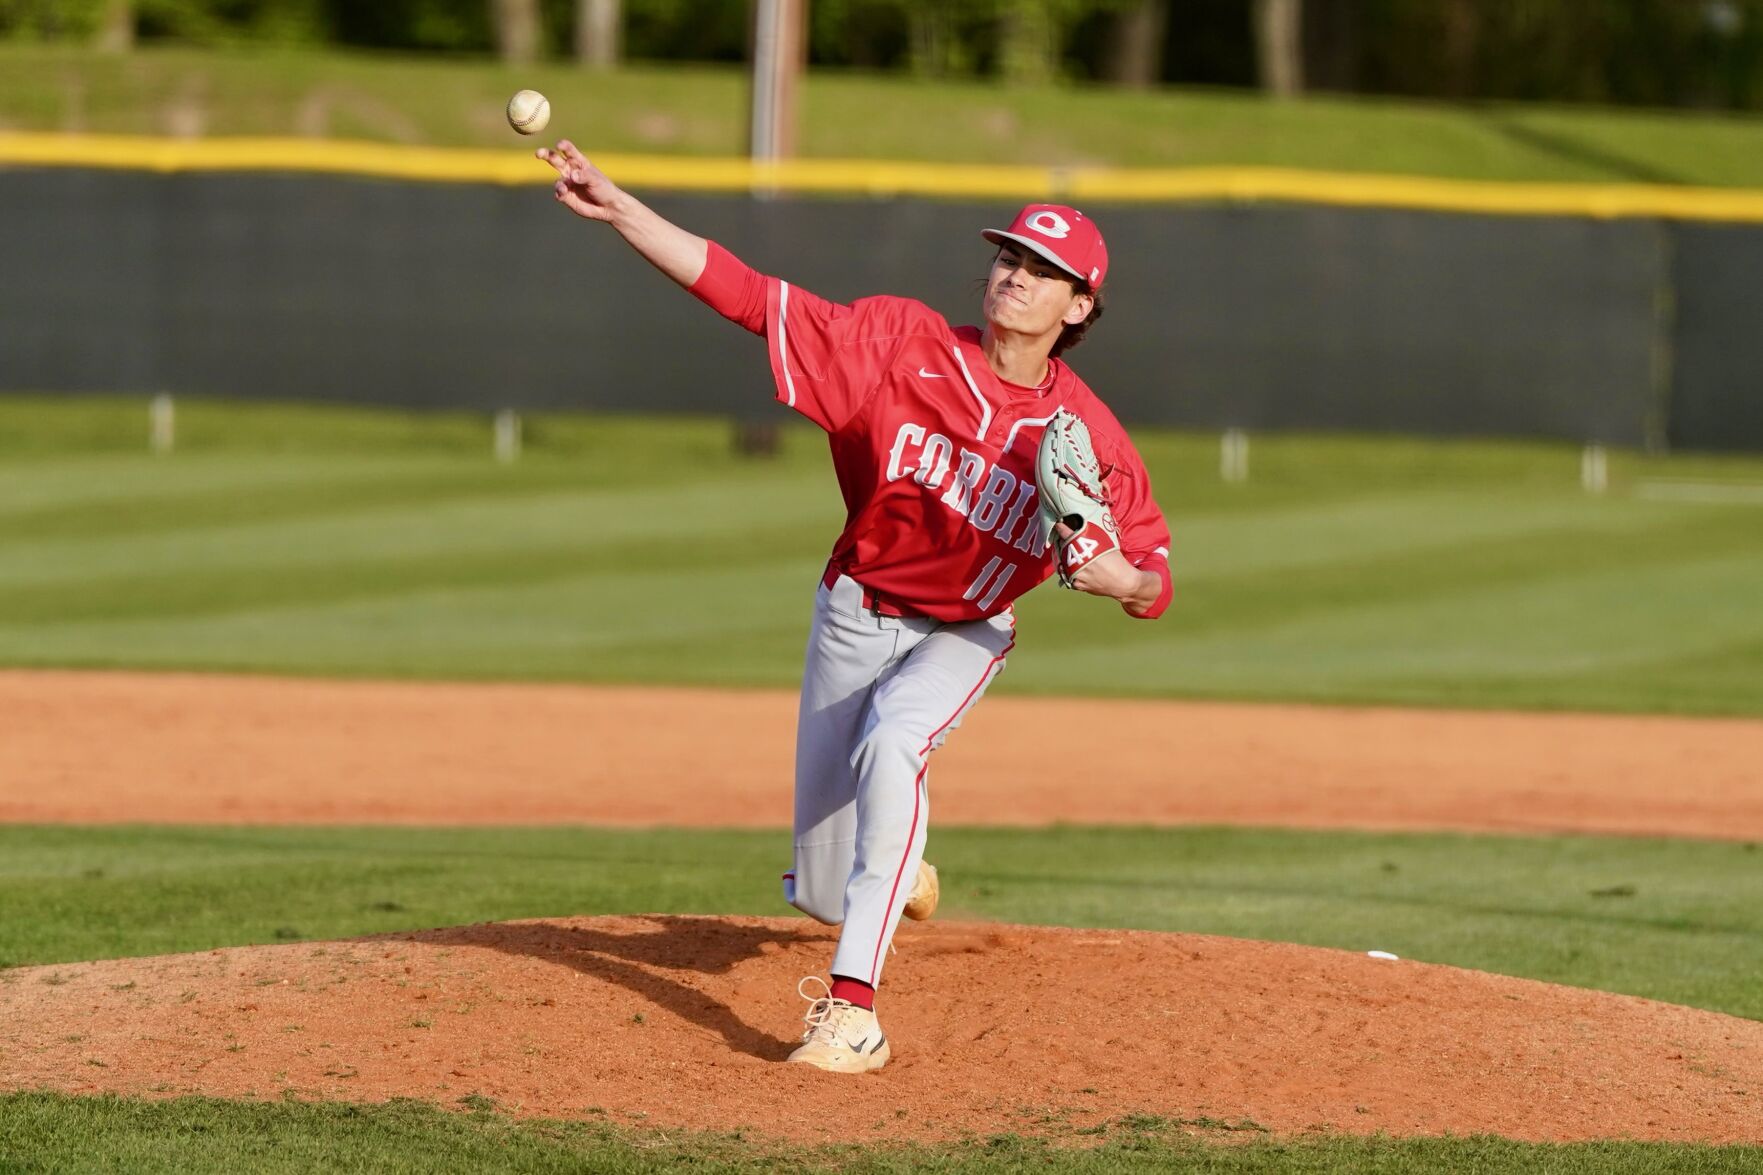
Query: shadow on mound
xmin=407 ymin=917 xmax=827 ymax=1061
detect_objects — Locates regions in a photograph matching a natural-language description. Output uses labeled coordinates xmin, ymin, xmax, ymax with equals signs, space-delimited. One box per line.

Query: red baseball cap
xmin=981 ymin=204 xmax=1108 ymax=290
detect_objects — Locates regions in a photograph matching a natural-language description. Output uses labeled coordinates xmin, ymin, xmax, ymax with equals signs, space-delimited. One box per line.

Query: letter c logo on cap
xmin=1025 ymin=210 xmax=1070 ymax=239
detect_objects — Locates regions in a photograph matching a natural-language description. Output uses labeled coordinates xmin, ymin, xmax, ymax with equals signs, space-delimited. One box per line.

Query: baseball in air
xmin=506 ymin=89 xmax=551 ymax=135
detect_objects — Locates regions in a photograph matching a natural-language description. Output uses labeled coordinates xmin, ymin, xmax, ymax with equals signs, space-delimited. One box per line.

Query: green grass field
xmin=10 ymin=42 xmax=1763 ymax=185
xmin=3 ymin=396 xmax=1761 ymax=1170
xmin=3 ymin=396 xmax=1760 ymax=714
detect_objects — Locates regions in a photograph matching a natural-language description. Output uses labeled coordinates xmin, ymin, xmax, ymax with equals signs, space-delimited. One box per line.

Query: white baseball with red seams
xmin=688 ymin=234 xmax=1172 ymax=987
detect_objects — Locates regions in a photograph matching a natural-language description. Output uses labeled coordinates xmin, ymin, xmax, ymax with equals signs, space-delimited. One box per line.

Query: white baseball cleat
xmin=902 ymin=860 xmax=939 ymax=921
xmin=786 ymin=977 xmax=890 ymax=1073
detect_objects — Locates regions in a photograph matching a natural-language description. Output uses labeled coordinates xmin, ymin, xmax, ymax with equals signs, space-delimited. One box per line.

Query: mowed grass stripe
xmin=0 ymin=474 xmax=1737 ymax=615
xmin=1021 ymin=550 xmax=1763 ymax=689
xmin=0 ymin=458 xmax=591 ymax=540
xmin=1011 ymin=508 xmax=1763 ymax=709
xmin=1030 ymin=501 xmax=1757 ymax=645
xmin=2 ymin=825 xmax=1758 ymax=1022
xmin=4 ymin=478 xmax=1683 ymax=622
xmin=0 ymin=562 xmax=825 ymax=679
xmin=2 ymin=398 xmax=1761 ymax=711
xmin=1166 ymin=491 xmax=1691 ymax=580
xmin=0 ymin=530 xmax=826 ymax=628
xmin=0 ymin=478 xmax=841 ymax=591
xmin=0 ymin=455 xmax=474 ymax=521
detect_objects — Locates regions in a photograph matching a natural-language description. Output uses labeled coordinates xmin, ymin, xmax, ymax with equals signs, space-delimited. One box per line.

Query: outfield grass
xmin=3 ymin=825 xmax=1759 ymax=1021
xmin=2 ymin=397 xmax=1760 ymax=714
xmin=9 ymin=43 xmax=1763 ymax=185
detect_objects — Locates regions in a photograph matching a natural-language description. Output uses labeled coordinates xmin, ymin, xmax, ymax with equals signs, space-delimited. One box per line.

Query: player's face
xmin=983 ymin=244 xmax=1093 ymax=340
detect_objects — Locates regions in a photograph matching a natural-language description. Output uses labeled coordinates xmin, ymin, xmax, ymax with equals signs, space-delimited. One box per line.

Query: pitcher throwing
xmin=537 ymin=140 xmax=1173 ymax=1073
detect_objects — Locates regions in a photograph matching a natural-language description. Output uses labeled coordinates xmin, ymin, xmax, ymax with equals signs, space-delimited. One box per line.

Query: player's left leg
xmin=788 ymin=608 xmax=1014 ymax=1072
xmin=786 ymin=572 xmax=908 ymax=925
xmin=830 ymin=609 xmax=1016 ymax=990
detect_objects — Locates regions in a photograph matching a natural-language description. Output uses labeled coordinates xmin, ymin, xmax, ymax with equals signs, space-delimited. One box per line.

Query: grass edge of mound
xmin=2 ymin=1091 xmax=1762 ymax=1174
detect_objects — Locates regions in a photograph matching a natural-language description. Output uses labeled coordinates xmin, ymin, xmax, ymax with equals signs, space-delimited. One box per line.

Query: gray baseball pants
xmin=782 ymin=572 xmax=1015 ymax=987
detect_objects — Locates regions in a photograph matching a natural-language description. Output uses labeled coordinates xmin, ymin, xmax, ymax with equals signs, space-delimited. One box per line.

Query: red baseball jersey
xmin=691 ymin=242 xmax=1172 ymax=622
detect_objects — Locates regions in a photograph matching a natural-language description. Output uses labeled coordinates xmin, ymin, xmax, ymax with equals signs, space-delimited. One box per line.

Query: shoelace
xmin=796 ymin=976 xmax=861 ymax=1045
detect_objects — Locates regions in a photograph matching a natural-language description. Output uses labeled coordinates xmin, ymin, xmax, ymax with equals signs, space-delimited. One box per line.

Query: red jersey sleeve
xmin=1092 ymin=418 xmax=1174 ymax=621
xmin=688 ymin=240 xmax=767 ymax=334
xmin=765 ymin=286 xmax=922 ymax=433
xmin=687 ymin=240 xmax=915 ymax=433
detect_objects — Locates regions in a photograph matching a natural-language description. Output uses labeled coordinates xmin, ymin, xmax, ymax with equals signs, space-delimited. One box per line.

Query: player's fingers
xmin=1053 ymin=522 xmax=1074 ymax=542
xmin=557 ymin=139 xmax=591 ymax=171
xmin=535 ymin=147 xmax=571 ymax=177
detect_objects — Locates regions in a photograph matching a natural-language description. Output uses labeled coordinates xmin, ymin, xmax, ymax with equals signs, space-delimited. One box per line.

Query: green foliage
xmin=2 ymin=825 xmax=1760 ymax=1021
xmin=0 ymin=0 xmax=105 ymax=39
xmin=8 ymin=0 xmax=1763 ymax=109
xmin=326 ymin=0 xmax=492 ymax=54
xmin=0 ymin=0 xmax=328 ymax=46
xmin=1352 ymin=0 xmax=1763 ymax=110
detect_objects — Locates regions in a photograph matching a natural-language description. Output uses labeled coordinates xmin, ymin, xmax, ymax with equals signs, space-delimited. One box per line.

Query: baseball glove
xmin=1035 ymin=410 xmax=1121 ymax=588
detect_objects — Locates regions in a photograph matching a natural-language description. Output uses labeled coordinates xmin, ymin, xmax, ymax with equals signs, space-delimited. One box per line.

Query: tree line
xmin=6 ymin=0 xmax=1763 ymax=111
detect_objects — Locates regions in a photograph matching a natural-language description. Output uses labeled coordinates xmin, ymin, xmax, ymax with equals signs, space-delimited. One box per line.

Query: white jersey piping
xmin=777 ymin=280 xmax=796 ymax=407
xmin=949 ymin=346 xmax=992 ymax=442
xmin=1003 ymin=413 xmax=1058 ymax=455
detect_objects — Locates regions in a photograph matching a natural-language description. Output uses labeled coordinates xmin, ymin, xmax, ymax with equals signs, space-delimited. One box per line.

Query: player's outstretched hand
xmin=536 ymin=140 xmax=624 ymax=222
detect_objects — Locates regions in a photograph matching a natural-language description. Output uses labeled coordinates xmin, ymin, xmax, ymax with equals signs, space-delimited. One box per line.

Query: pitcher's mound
xmin=2 ymin=916 xmax=1759 ymax=1144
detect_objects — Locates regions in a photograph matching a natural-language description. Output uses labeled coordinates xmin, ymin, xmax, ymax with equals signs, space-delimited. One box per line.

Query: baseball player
xmin=537 ymin=140 xmax=1172 ymax=1074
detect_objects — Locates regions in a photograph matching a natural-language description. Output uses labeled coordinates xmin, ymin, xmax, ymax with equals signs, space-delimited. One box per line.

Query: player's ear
xmin=1062 ymin=291 xmax=1094 ymax=326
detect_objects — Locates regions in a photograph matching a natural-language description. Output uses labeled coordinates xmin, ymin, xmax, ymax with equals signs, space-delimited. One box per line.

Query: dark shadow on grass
xmin=1479 ymin=113 xmax=1686 ymax=185
xmin=408 ymin=916 xmax=826 ymax=1062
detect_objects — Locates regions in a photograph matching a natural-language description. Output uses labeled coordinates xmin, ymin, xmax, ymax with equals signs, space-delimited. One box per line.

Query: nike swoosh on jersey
xmin=916 ymin=367 xmax=948 ymax=379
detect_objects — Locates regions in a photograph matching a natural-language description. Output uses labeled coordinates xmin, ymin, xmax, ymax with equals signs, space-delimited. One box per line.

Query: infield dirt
xmin=4 ymin=670 xmax=1762 ymax=1144
xmin=5 ymin=670 xmax=1762 ymax=838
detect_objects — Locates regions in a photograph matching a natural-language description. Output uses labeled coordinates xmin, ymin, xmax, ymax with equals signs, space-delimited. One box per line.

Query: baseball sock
xmin=829 ymin=975 xmax=874 ymax=1010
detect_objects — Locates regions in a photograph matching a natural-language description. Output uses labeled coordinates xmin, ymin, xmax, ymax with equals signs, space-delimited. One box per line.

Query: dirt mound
xmin=2 ymin=916 xmax=1758 ymax=1144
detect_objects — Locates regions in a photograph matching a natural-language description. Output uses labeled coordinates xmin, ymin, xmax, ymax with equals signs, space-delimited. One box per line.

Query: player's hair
xmin=1051 ymin=285 xmax=1104 ymax=360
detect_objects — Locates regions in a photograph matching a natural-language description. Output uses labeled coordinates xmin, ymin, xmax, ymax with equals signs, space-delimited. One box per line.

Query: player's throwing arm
xmin=536 ymin=140 xmax=709 ymax=288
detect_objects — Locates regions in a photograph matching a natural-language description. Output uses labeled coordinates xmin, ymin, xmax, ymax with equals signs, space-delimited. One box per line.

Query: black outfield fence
xmin=2 ymin=166 xmax=1758 ymax=451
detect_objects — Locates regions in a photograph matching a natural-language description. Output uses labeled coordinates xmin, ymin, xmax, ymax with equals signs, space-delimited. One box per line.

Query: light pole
xmin=749 ymin=0 xmax=806 ymax=190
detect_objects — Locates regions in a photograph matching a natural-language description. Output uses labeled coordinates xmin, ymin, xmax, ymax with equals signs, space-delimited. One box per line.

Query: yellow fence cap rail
xmin=1068 ymin=165 xmax=1763 ymax=222
xmin=7 ymin=132 xmax=1763 ymax=223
